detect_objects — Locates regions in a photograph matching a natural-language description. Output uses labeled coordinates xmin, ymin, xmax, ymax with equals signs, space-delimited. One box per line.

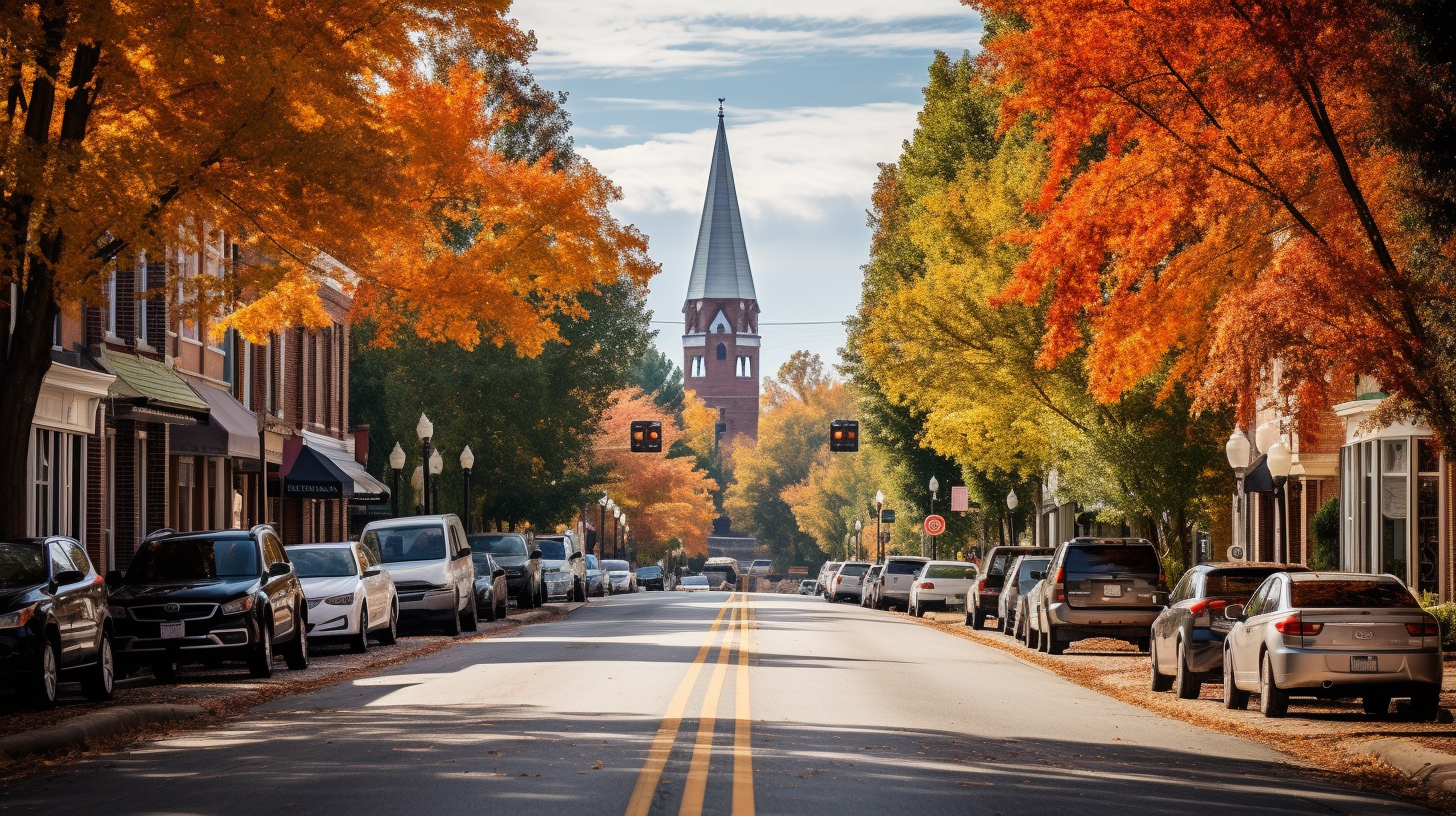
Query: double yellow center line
xmin=625 ymin=594 xmax=755 ymax=816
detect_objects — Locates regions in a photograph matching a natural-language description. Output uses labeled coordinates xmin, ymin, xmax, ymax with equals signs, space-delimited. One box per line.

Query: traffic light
xmin=630 ymin=420 xmax=663 ymax=453
xmin=829 ymin=419 xmax=859 ymax=452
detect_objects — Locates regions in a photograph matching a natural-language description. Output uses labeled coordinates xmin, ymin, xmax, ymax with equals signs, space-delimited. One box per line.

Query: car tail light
xmin=1186 ymin=599 xmax=1229 ymax=616
xmin=1272 ymin=614 xmax=1322 ymax=636
xmin=1053 ymin=566 xmax=1065 ymax=601
xmin=1406 ymin=621 xmax=1441 ymax=637
xmin=917 ymin=581 xmax=935 ymax=590
xmin=1188 ymin=599 xmax=1209 ymax=615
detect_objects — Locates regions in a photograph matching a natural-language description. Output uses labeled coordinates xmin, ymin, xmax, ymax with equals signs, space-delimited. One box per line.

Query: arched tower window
xmin=716 ymin=342 xmax=727 ymax=360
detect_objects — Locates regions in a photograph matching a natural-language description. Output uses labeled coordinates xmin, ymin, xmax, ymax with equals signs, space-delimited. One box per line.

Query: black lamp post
xmin=417 ymin=413 xmax=434 ymax=514
xmin=928 ymin=476 xmax=940 ymax=560
xmin=389 ymin=443 xmax=405 ymax=518
xmin=597 ymin=493 xmax=608 ymax=556
xmin=460 ymin=446 xmax=474 ymax=532
xmin=1007 ymin=488 xmax=1019 ymax=546
xmin=428 ymin=448 xmax=443 ymax=518
xmin=875 ymin=490 xmax=884 ymax=563
xmin=1267 ymin=440 xmax=1293 ymax=563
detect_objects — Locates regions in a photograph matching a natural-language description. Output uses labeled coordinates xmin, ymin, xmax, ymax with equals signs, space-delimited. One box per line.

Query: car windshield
xmin=468 ymin=534 xmax=528 ymax=557
xmin=1065 ymin=545 xmax=1160 ymax=578
xmin=1205 ymin=570 xmax=1284 ymax=599
xmin=1016 ymin=558 xmax=1051 ymax=592
xmin=1291 ymin=580 xmax=1419 ymax=608
xmin=0 ymin=542 xmax=45 ymax=588
xmin=366 ymin=524 xmax=447 ymax=563
xmin=839 ymin=564 xmax=870 ymax=577
xmin=684 ymin=576 xmax=708 ymax=585
xmin=290 ymin=548 xmax=357 ymax=578
xmin=536 ymin=539 xmax=567 ymax=560
xmin=128 ymin=538 xmax=259 ymax=582
xmin=603 ymin=560 xmax=630 ymax=571
xmin=638 ymin=566 xmax=662 ymax=577
xmin=886 ymin=560 xmax=926 ymax=575
xmin=925 ymin=564 xmax=976 ymax=580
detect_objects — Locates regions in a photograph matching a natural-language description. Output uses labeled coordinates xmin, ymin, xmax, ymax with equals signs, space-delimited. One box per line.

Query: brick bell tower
xmin=683 ymin=103 xmax=760 ymax=443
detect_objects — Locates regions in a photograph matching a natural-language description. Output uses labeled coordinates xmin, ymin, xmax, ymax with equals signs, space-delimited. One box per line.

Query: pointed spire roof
xmin=684 ymin=108 xmax=756 ymax=304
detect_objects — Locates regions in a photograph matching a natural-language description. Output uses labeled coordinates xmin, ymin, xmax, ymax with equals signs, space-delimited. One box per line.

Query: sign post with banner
xmin=950 ymin=487 xmax=969 ymax=513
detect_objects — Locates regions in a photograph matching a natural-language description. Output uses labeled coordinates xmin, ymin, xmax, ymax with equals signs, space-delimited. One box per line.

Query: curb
xmin=1352 ymin=738 xmax=1456 ymax=793
xmin=0 ymin=704 xmax=205 ymax=760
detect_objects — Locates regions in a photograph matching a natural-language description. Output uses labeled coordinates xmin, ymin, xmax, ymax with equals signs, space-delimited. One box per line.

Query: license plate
xmin=1350 ymin=656 xmax=1379 ymax=673
xmin=1103 ymin=585 xmax=1124 ymax=598
xmin=159 ymin=621 xmax=185 ymax=640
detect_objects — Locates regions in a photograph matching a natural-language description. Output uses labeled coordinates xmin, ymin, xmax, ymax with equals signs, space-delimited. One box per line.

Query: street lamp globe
xmin=854 ymin=519 xmax=862 ymax=531
xmin=614 ymin=507 xmax=621 ymax=520
xmin=1006 ymin=489 xmax=1018 ymax=511
xmin=1267 ymin=440 xmax=1294 ymax=479
xmin=429 ymin=448 xmax=444 ymax=475
xmin=416 ymin=413 xmax=434 ymax=442
xmin=459 ymin=445 xmax=474 ymax=470
xmin=388 ymin=442 xmax=406 ymax=471
xmin=928 ymin=476 xmax=939 ymax=494
xmin=1255 ymin=419 xmax=1281 ymax=454
xmin=875 ymin=490 xmax=885 ymax=505
xmin=599 ymin=493 xmax=609 ymax=507
xmin=1225 ymin=428 xmax=1250 ymax=471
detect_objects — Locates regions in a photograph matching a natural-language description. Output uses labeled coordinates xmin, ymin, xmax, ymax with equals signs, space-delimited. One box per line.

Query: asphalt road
xmin=1 ymin=593 xmax=1435 ymax=815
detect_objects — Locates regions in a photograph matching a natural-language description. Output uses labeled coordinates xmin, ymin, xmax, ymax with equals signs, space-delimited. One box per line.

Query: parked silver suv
xmin=1028 ymin=537 xmax=1163 ymax=655
xmin=877 ymin=556 xmax=929 ymax=611
xmin=360 ymin=515 xmax=477 ymax=635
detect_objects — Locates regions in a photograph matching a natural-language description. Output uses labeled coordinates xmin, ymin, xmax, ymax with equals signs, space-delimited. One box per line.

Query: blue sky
xmin=507 ymin=1 xmax=985 ymax=379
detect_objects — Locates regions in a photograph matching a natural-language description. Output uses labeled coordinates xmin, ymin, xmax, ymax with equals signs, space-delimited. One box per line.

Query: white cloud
xmin=511 ymin=0 xmax=981 ymax=76
xmin=579 ymin=102 xmax=919 ymax=222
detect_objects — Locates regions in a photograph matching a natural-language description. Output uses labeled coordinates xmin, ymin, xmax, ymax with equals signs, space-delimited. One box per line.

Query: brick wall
xmin=85 ymin=405 xmax=106 ymax=570
xmin=112 ymin=421 xmax=137 ymax=571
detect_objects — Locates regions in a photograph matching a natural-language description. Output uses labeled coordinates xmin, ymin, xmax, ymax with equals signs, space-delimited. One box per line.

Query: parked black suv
xmin=636 ymin=566 xmax=666 ymax=591
xmin=1028 ymin=537 xmax=1165 ymax=654
xmin=0 ymin=537 xmax=115 ymax=706
xmin=968 ymin=545 xmax=1054 ymax=630
xmin=108 ymin=526 xmax=309 ymax=680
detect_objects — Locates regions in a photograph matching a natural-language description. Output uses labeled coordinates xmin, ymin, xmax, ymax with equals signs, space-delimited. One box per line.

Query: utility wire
xmin=650 ymin=320 xmax=846 ymax=326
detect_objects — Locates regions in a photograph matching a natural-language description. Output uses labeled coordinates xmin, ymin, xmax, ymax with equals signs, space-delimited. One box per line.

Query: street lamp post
xmin=416 ymin=413 xmax=434 ymax=514
xmin=854 ymin=519 xmax=863 ymax=561
xmin=928 ymin=476 xmax=940 ymax=560
xmin=428 ymin=448 xmax=443 ymax=516
xmin=597 ymin=494 xmax=608 ymax=555
xmin=1225 ymin=428 xmax=1251 ymax=560
xmin=459 ymin=446 xmax=474 ymax=532
xmin=874 ymin=490 xmax=885 ymax=563
xmin=1007 ymin=489 xmax=1019 ymax=546
xmin=1267 ymin=440 xmax=1294 ymax=564
xmin=613 ymin=505 xmax=621 ymax=559
xmin=388 ymin=443 xmax=406 ymax=518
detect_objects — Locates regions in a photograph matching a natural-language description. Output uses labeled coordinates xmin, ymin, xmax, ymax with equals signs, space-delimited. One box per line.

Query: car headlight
xmin=307 ymin=599 xmax=322 ymax=609
xmin=0 ymin=604 xmax=37 ymax=629
xmin=324 ymin=593 xmax=355 ymax=606
xmin=220 ymin=595 xmax=256 ymax=615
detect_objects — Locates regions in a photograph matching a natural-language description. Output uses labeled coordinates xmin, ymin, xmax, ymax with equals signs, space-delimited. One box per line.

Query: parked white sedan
xmin=288 ymin=542 xmax=399 ymax=652
xmin=909 ymin=561 xmax=979 ymax=617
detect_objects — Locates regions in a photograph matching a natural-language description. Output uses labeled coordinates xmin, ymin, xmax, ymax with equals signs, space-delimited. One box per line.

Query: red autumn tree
xmin=970 ymin=0 xmax=1456 ymax=439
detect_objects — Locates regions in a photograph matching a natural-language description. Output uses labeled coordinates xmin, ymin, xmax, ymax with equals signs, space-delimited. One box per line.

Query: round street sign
xmin=924 ymin=514 xmax=946 ymax=536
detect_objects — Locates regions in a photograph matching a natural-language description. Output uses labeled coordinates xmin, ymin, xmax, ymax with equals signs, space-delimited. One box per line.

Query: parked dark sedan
xmin=0 ymin=537 xmax=114 ymax=706
xmin=467 ymin=533 xmax=543 ymax=608
xmin=1149 ymin=562 xmax=1309 ymax=698
xmin=636 ymin=565 xmax=666 ymax=591
xmin=471 ymin=551 xmax=509 ymax=621
xmin=108 ymin=526 xmax=309 ymax=681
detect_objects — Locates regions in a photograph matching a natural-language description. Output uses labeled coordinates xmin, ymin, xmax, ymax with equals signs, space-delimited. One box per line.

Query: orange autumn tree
xmin=0 ymin=1 xmax=656 ymax=535
xmin=593 ymin=389 xmax=717 ymax=562
xmin=968 ymin=0 xmax=1456 ymax=439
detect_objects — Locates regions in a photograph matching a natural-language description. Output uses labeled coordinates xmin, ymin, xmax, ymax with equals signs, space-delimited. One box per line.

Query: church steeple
xmin=682 ymin=106 xmax=761 ymax=443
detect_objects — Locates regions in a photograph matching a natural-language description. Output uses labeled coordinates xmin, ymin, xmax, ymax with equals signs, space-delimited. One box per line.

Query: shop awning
xmin=1243 ymin=454 xmax=1274 ymax=493
xmin=283 ymin=430 xmax=391 ymax=503
xmin=99 ymin=348 xmax=209 ymax=424
xmin=282 ymin=445 xmax=355 ymax=499
xmin=170 ymin=384 xmax=261 ymax=460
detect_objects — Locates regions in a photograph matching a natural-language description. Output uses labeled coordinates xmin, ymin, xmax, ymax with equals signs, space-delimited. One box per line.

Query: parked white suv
xmin=360 ymin=515 xmax=477 ymax=635
xmin=827 ymin=562 xmax=872 ymax=602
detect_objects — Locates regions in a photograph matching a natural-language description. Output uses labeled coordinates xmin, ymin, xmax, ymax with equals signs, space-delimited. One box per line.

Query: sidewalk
xmin=915 ymin=610 xmax=1456 ymax=813
xmin=0 ymin=602 xmax=579 ymax=777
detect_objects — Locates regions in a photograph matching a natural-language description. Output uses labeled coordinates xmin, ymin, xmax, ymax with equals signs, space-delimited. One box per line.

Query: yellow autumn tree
xmin=0 ymin=1 xmax=656 ymax=534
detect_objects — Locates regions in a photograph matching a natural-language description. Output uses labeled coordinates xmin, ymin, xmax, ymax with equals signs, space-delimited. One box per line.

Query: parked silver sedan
xmin=1222 ymin=572 xmax=1442 ymax=719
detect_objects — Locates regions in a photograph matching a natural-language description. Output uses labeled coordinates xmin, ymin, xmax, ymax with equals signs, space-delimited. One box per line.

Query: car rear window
xmin=1015 ymin=558 xmax=1051 ymax=592
xmin=1290 ymin=580 xmax=1419 ymax=609
xmin=925 ymin=564 xmax=976 ymax=579
xmin=1204 ymin=569 xmax=1283 ymax=599
xmin=638 ymin=566 xmax=662 ymax=577
xmin=839 ymin=564 xmax=870 ymax=577
xmin=886 ymin=560 xmax=926 ymax=575
xmin=1064 ymin=545 xmax=1160 ymax=578
xmin=987 ymin=554 xmax=1011 ymax=577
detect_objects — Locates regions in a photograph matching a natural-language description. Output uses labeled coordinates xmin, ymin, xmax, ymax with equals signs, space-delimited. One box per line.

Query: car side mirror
xmin=458 ymin=546 xmax=471 ymax=557
xmin=106 ymin=569 xmax=123 ymax=586
xmin=53 ymin=569 xmax=86 ymax=587
xmin=269 ymin=561 xmax=292 ymax=577
xmin=1224 ymin=604 xmax=1245 ymax=621
xmin=493 ymin=567 xmax=506 ymax=578
xmin=1152 ymin=591 xmax=1169 ymax=607
xmin=1029 ymin=571 xmax=1044 ymax=580
xmin=364 ymin=566 xmax=382 ymax=577
xmin=530 ymin=548 xmax=543 ymax=560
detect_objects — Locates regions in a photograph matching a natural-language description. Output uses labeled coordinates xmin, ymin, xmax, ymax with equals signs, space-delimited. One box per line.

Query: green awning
xmin=99 ymin=348 xmax=210 ymax=416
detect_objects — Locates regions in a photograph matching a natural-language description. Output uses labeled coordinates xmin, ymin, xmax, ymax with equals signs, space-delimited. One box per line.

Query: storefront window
xmin=32 ymin=428 xmax=84 ymax=538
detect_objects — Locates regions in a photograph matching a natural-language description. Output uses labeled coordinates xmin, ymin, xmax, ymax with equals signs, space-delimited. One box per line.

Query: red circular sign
xmin=924 ymin=514 xmax=946 ymax=536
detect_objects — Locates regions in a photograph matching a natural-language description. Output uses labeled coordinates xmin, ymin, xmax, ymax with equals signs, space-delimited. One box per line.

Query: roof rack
xmin=142 ymin=527 xmax=177 ymax=542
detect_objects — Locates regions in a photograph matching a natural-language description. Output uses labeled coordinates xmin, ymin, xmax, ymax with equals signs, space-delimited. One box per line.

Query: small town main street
xmin=1 ymin=594 xmax=1434 ymax=815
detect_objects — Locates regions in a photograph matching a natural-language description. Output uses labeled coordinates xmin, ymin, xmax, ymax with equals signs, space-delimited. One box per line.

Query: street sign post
xmin=924 ymin=515 xmax=946 ymax=536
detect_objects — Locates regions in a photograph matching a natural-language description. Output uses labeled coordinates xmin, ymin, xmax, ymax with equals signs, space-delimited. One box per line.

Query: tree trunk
xmin=0 ymin=273 xmax=58 ymax=538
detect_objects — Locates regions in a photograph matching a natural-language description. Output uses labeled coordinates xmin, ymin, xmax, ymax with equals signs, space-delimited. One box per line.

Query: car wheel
xmin=1410 ymin=686 xmax=1441 ymax=722
xmin=1149 ymin=640 xmax=1173 ymax=692
xmin=350 ymin=603 xmax=371 ymax=654
xmin=1258 ymin=651 xmax=1288 ymax=718
xmin=31 ymin=636 xmax=60 ymax=708
xmin=445 ymin=591 xmax=463 ymax=636
xmin=482 ymin=594 xmax=497 ymax=622
xmin=971 ymin=606 xmax=985 ymax=630
xmin=1362 ymin=694 xmax=1391 ymax=716
xmin=462 ymin=591 xmax=479 ymax=633
xmin=1027 ymin=621 xmax=1039 ymax=650
xmin=1222 ymin=650 xmax=1249 ymax=709
xmin=377 ymin=602 xmax=399 ymax=645
xmin=249 ymin=621 xmax=274 ymax=678
xmin=82 ymin=633 xmax=116 ymax=701
xmin=1045 ymin=624 xmax=1065 ymax=655
xmin=284 ymin=607 xmax=310 ymax=671
xmin=1174 ymin=641 xmax=1201 ymax=700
